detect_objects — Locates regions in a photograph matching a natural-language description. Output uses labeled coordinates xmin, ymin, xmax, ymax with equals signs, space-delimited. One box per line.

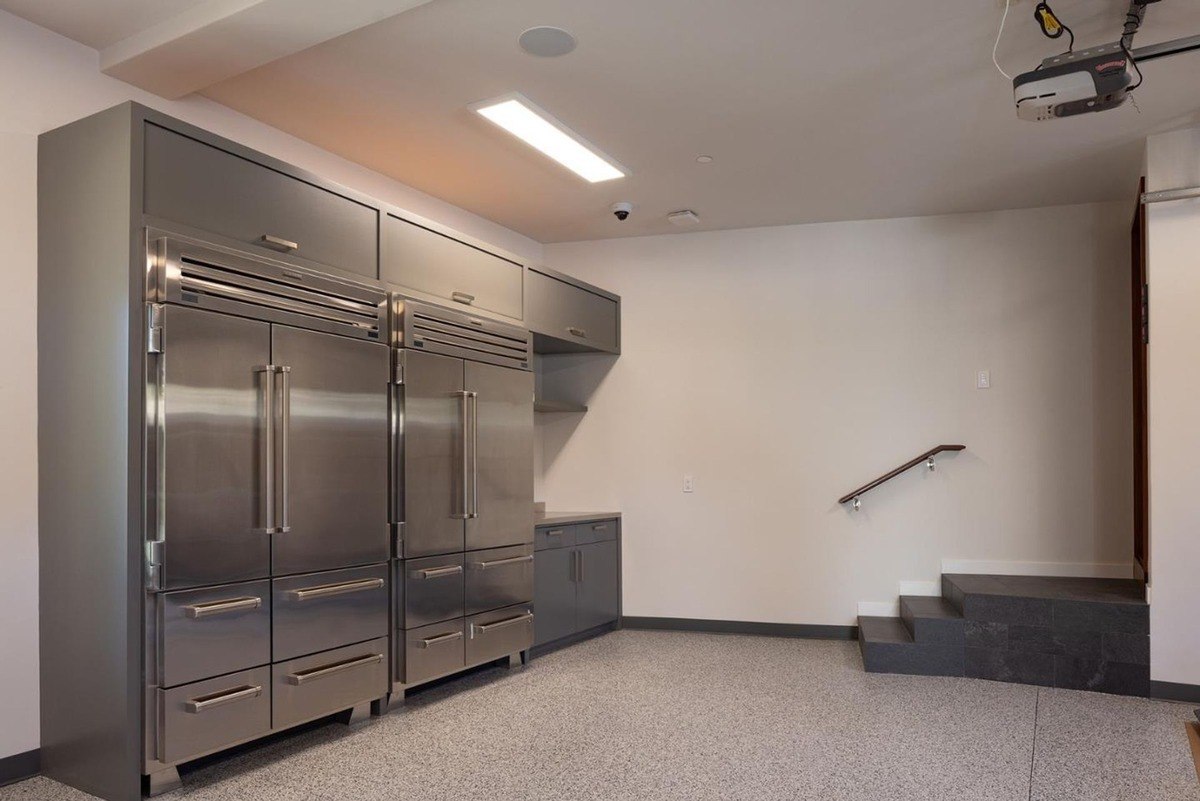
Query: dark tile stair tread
xmin=942 ymin=574 xmax=1145 ymax=605
xmin=900 ymin=595 xmax=962 ymax=620
xmin=858 ymin=616 xmax=913 ymax=644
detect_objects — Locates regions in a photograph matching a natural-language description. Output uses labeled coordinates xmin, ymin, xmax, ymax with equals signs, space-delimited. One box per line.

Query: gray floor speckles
xmin=4 ymin=631 xmax=1197 ymax=800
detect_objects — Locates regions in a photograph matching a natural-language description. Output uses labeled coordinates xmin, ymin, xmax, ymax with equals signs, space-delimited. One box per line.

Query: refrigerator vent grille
xmin=396 ymin=298 xmax=531 ymax=371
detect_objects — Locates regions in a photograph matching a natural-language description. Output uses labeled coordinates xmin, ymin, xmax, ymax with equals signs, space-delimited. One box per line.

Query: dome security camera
xmin=611 ymin=201 xmax=633 ymax=221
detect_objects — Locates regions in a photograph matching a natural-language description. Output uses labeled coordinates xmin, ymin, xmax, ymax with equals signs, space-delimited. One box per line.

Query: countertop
xmin=535 ymin=511 xmax=622 ymax=527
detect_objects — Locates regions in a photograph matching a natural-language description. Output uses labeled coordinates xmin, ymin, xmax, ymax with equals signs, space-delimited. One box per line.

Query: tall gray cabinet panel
xmin=533 ymin=548 xmax=575 ymax=646
xmin=576 ymin=541 xmax=620 ymax=632
xmin=159 ymin=305 xmax=272 ymax=590
xmin=270 ymin=326 xmax=389 ymax=575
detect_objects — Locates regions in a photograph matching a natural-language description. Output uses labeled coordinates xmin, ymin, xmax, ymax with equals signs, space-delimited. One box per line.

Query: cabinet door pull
xmin=452 ymin=291 xmax=475 ymax=305
xmin=567 ymin=326 xmax=587 ymax=338
xmin=259 ymin=234 xmax=299 ymax=252
xmin=412 ymin=564 xmax=463 ymax=580
xmin=184 ymin=684 xmax=261 ymax=714
xmin=469 ymin=554 xmax=533 ymax=570
xmin=469 ymin=612 xmax=534 ymax=638
xmin=286 ymin=577 xmax=384 ymax=601
xmin=183 ymin=596 xmax=262 ymax=619
xmin=285 ymin=653 xmax=382 ymax=685
xmin=417 ymin=631 xmax=463 ymax=648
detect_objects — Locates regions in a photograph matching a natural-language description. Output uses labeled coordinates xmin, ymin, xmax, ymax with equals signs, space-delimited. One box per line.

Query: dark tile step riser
xmin=860 ymin=640 xmax=964 ymax=677
xmin=958 ymin=595 xmax=1148 ymax=635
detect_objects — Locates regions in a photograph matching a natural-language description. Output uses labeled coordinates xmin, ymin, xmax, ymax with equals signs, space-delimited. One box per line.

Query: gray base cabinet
xmin=533 ymin=519 xmax=620 ymax=647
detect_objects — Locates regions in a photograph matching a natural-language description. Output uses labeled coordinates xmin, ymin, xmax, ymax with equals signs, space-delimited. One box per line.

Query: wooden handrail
xmin=838 ymin=445 xmax=965 ymax=506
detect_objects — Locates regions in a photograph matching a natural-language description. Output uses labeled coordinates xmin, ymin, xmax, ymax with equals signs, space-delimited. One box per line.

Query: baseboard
xmin=1151 ymin=680 xmax=1200 ymax=704
xmin=0 ymin=749 xmax=38 ymax=788
xmin=941 ymin=559 xmax=1137 ymax=579
xmin=857 ymin=601 xmax=898 ymax=617
xmin=621 ymin=616 xmax=857 ymax=640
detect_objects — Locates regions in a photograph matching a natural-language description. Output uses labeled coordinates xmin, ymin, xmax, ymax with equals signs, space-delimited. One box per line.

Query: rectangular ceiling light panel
xmin=473 ymin=93 xmax=625 ymax=183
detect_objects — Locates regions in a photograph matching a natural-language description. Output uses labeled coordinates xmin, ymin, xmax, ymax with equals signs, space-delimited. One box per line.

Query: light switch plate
xmin=683 ymin=475 xmax=694 ymax=493
xmin=977 ymin=370 xmax=991 ymax=389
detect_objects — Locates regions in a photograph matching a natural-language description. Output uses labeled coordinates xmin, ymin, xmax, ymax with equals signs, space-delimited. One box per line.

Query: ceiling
xmin=0 ymin=0 xmax=206 ymax=48
xmin=9 ymin=0 xmax=1200 ymax=243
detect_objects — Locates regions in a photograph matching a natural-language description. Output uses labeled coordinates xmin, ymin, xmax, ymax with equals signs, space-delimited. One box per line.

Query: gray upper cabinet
xmin=525 ymin=267 xmax=620 ymax=354
xmin=143 ymin=123 xmax=379 ymax=279
xmin=382 ymin=214 xmax=524 ymax=321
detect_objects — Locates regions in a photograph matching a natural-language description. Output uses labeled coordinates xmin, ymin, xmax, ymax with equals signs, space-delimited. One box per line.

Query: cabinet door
xmin=464 ymin=361 xmax=533 ymax=551
xmin=399 ymin=350 xmax=465 ymax=557
xmin=159 ymin=306 xmax=272 ymax=590
xmin=576 ymin=541 xmax=619 ymax=632
xmin=269 ymin=325 xmax=390 ymax=575
xmin=525 ymin=268 xmax=619 ymax=353
xmin=533 ymin=549 xmax=576 ymax=647
xmin=382 ymin=214 xmax=523 ymax=320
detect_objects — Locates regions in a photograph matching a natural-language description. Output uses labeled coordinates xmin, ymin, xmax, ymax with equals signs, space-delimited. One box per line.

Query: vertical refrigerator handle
xmin=278 ymin=366 xmax=292 ymax=534
xmin=453 ymin=391 xmax=471 ymax=520
xmin=254 ymin=366 xmax=276 ymax=534
xmin=469 ymin=391 xmax=479 ymax=519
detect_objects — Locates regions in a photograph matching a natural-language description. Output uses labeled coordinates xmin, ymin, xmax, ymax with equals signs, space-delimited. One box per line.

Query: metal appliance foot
xmin=371 ymin=696 xmax=388 ymax=717
xmin=146 ymin=766 xmax=182 ymax=796
xmin=335 ymin=702 xmax=372 ymax=726
xmin=506 ymin=650 xmax=529 ymax=669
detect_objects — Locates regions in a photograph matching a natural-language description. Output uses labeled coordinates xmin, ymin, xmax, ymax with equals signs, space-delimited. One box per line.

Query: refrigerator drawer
xmin=272 ymin=565 xmax=388 ymax=662
xmin=157 ymin=666 xmax=271 ymax=765
xmin=534 ymin=525 xmax=576 ymax=551
xmin=401 ymin=618 xmax=466 ymax=686
xmin=464 ymin=544 xmax=533 ymax=616
xmin=574 ymin=520 xmax=617 ymax=546
xmin=157 ymin=580 xmax=271 ymax=688
xmin=399 ymin=554 xmax=465 ymax=629
xmin=466 ymin=604 xmax=533 ymax=666
xmin=272 ymin=639 xmax=388 ymax=730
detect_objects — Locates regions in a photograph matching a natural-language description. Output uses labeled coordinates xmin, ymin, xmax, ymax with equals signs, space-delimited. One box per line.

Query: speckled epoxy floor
xmin=4 ymin=630 xmax=1197 ymax=800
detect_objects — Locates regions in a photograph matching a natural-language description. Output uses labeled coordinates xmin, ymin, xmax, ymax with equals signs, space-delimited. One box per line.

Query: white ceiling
xmin=10 ymin=0 xmax=1200 ymax=243
xmin=0 ymin=0 xmax=206 ymax=48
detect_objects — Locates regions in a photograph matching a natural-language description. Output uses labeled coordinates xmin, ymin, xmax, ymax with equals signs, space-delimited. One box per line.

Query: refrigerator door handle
xmin=468 ymin=390 xmax=479 ymax=519
xmin=277 ymin=365 xmax=292 ymax=534
xmin=254 ymin=365 xmax=276 ymax=534
xmin=452 ymin=391 xmax=471 ymax=520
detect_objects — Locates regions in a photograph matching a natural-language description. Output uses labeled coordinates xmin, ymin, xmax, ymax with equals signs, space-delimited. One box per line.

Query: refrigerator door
xmin=270 ymin=325 xmax=390 ymax=575
xmin=464 ymin=361 xmax=534 ymax=551
xmin=399 ymin=349 xmax=466 ymax=557
xmin=159 ymin=306 xmax=272 ymax=590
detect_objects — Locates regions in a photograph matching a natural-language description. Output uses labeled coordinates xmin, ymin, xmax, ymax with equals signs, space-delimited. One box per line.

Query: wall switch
xmin=683 ymin=475 xmax=694 ymax=493
xmin=976 ymin=370 xmax=991 ymax=389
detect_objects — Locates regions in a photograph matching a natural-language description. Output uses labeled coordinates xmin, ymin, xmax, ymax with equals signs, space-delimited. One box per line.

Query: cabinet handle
xmin=577 ymin=550 xmax=584 ymax=582
xmin=469 ymin=554 xmax=533 ymax=570
xmin=546 ymin=529 xmax=564 ymax=537
xmin=592 ymin=524 xmax=608 ymax=531
xmin=567 ymin=326 xmax=587 ymax=338
xmin=286 ymin=577 xmax=384 ymax=601
xmin=451 ymin=291 xmax=475 ymax=305
xmin=285 ymin=653 xmax=383 ymax=686
xmin=417 ymin=631 xmax=463 ymax=648
xmin=185 ymin=684 xmax=262 ymax=714
xmin=182 ymin=596 xmax=262 ymax=619
xmin=411 ymin=564 xmax=463 ymax=580
xmin=259 ymin=234 xmax=299 ymax=252
xmin=469 ymin=612 xmax=534 ymax=638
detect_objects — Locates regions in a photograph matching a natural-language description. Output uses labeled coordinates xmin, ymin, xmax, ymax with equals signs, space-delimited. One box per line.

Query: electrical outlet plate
xmin=977 ymin=370 xmax=991 ymax=389
xmin=683 ymin=475 xmax=694 ymax=493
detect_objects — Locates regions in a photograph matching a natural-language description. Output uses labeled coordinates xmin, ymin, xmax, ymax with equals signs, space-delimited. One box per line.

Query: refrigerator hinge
xmin=392 ymin=351 xmax=405 ymax=385
xmin=145 ymin=540 xmax=165 ymax=590
xmin=392 ymin=522 xmax=405 ymax=556
xmin=146 ymin=303 xmax=164 ymax=354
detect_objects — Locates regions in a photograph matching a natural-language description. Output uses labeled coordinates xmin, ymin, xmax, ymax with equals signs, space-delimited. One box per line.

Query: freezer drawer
xmin=143 ymin=123 xmax=378 ymax=278
xmin=525 ymin=268 xmax=619 ymax=353
xmin=574 ymin=519 xmax=617 ymax=546
xmin=399 ymin=554 xmax=465 ymax=629
xmin=157 ymin=666 xmax=271 ymax=765
xmin=157 ymin=580 xmax=270 ymax=688
xmin=401 ymin=618 xmax=466 ymax=686
xmin=272 ymin=639 xmax=388 ymax=730
xmin=272 ymin=565 xmax=388 ymax=662
xmin=534 ymin=524 xmax=576 ymax=551
xmin=466 ymin=604 xmax=533 ymax=665
xmin=465 ymin=544 xmax=533 ymax=616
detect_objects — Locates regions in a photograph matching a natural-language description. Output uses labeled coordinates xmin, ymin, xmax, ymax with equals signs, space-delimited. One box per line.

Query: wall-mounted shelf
xmin=534 ymin=399 xmax=588 ymax=414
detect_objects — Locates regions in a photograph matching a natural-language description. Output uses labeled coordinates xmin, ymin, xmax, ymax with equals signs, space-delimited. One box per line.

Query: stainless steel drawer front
xmin=400 ymin=554 xmax=465 ymax=629
xmin=273 ymin=639 xmax=388 ymax=730
xmin=158 ymin=580 xmax=270 ymax=688
xmin=465 ymin=604 xmax=534 ymax=666
xmin=402 ymin=619 xmax=466 ymax=686
xmin=464 ymin=544 xmax=534 ymax=616
xmin=534 ymin=525 xmax=576 ymax=551
xmin=273 ymin=565 xmax=388 ymax=662
xmin=158 ymin=666 xmax=271 ymax=765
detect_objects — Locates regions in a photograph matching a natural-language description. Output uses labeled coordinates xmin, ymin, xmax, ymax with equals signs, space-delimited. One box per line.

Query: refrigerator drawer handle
xmin=285 ymin=653 xmax=383 ymax=686
xmin=286 ymin=578 xmax=385 ymax=602
xmin=411 ymin=565 xmax=463 ymax=580
xmin=182 ymin=596 xmax=263 ymax=619
xmin=470 ymin=612 xmax=534 ymax=638
xmin=469 ymin=554 xmax=533 ymax=570
xmin=566 ymin=326 xmax=587 ymax=339
xmin=451 ymin=291 xmax=475 ymax=305
xmin=259 ymin=234 xmax=299 ymax=252
xmin=416 ymin=631 xmax=463 ymax=648
xmin=184 ymin=684 xmax=262 ymax=714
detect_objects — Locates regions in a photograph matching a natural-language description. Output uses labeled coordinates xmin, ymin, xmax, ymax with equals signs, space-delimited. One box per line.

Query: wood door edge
xmin=1185 ymin=721 xmax=1200 ymax=784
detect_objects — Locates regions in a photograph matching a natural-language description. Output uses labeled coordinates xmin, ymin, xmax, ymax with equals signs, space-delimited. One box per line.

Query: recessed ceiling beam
xmin=100 ymin=0 xmax=433 ymax=99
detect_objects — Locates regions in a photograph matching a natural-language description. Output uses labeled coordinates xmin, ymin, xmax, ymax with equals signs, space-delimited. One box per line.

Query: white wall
xmin=0 ymin=9 xmax=542 ymax=760
xmin=1144 ymin=126 xmax=1200 ymax=687
xmin=540 ymin=203 xmax=1132 ymax=626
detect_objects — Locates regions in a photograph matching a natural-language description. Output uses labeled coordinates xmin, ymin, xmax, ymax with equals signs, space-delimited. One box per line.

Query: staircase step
xmin=899 ymin=595 xmax=965 ymax=645
xmin=858 ymin=616 xmax=964 ymax=677
xmin=941 ymin=573 xmax=1148 ymax=631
